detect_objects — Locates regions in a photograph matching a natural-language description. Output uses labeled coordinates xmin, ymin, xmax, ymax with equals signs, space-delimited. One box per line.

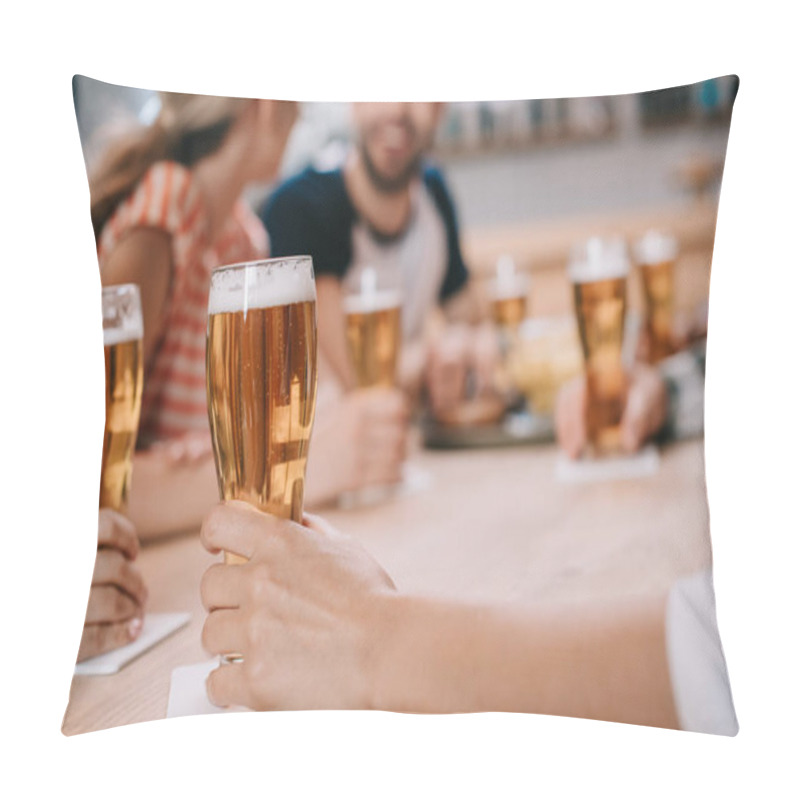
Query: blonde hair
xmin=89 ymin=92 xmax=250 ymax=238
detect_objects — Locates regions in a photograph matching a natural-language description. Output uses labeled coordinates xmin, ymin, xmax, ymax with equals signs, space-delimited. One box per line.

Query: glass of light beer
xmin=489 ymin=254 xmax=530 ymax=332
xmin=633 ymin=230 xmax=678 ymax=364
xmin=569 ymin=237 xmax=630 ymax=455
xmin=100 ymin=284 xmax=144 ymax=512
xmin=206 ymin=257 xmax=318 ymax=563
xmin=343 ymin=267 xmax=402 ymax=388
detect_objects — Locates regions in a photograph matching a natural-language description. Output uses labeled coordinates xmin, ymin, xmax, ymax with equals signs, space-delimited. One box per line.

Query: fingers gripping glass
xmin=205 ymin=257 xmax=318 ymax=663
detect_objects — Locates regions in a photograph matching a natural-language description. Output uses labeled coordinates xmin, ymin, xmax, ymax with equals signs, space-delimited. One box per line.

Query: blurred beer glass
xmin=206 ymin=257 xmax=318 ymax=566
xmin=344 ymin=267 xmax=402 ymax=388
xmin=489 ymin=255 xmax=529 ymax=333
xmin=340 ymin=267 xmax=405 ymax=509
xmin=634 ymin=230 xmax=678 ymax=363
xmin=569 ymin=237 xmax=630 ymax=455
xmin=100 ymin=284 xmax=144 ymax=512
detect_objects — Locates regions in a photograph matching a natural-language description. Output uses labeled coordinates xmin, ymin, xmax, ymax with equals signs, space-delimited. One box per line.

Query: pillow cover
xmin=63 ymin=75 xmax=738 ymax=736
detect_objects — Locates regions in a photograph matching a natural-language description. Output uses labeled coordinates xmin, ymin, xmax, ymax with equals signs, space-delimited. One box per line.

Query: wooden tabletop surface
xmin=62 ymin=436 xmax=711 ymax=735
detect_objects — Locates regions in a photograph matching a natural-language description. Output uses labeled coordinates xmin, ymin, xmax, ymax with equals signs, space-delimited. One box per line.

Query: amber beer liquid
xmin=634 ymin=231 xmax=678 ymax=364
xmin=569 ymin=239 xmax=630 ymax=455
xmin=492 ymin=295 xmax=527 ymax=329
xmin=206 ymin=258 xmax=318 ymax=569
xmin=344 ymin=291 xmax=402 ymax=388
xmin=490 ymin=256 xmax=529 ymax=332
xmin=100 ymin=286 xmax=144 ymax=512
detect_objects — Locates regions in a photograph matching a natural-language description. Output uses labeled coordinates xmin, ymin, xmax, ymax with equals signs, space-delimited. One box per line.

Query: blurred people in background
xmin=198 ymin=501 xmax=736 ymax=735
xmin=78 ymin=510 xmax=147 ymax=661
xmin=261 ymin=102 xmax=497 ymax=418
xmin=555 ymin=308 xmax=709 ymax=459
xmin=91 ymin=93 xmax=407 ymax=536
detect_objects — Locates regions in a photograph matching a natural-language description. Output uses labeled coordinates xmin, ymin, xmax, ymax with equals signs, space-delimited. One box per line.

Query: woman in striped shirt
xmin=92 ymin=92 xmax=408 ymax=539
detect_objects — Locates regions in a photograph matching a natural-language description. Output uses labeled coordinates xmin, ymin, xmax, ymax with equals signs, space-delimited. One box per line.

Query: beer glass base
xmin=220 ymin=654 xmax=243 ymax=666
xmin=587 ymin=424 xmax=624 ymax=457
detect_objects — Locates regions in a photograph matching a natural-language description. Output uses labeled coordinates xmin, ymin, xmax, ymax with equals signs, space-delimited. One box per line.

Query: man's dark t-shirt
xmin=260 ymin=164 xmax=469 ymax=338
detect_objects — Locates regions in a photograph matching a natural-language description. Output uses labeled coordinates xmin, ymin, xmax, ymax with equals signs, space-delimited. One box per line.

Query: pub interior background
xmin=73 ymin=75 xmax=736 ymax=262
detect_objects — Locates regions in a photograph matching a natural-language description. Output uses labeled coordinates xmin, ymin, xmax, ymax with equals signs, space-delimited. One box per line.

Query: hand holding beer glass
xmin=343 ymin=267 xmax=403 ymax=389
xmin=568 ymin=237 xmax=630 ymax=456
xmin=79 ymin=284 xmax=147 ymax=663
xmin=206 ymin=257 xmax=317 ymax=662
xmin=339 ymin=267 xmax=407 ymax=506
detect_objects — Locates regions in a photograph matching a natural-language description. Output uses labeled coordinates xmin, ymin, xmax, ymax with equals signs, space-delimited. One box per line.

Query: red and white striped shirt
xmin=98 ymin=161 xmax=268 ymax=447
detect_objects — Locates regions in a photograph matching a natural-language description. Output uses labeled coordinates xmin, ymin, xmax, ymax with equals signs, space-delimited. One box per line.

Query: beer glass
xmin=343 ymin=267 xmax=402 ymax=388
xmin=569 ymin=237 xmax=630 ymax=455
xmin=100 ymin=284 xmax=144 ymax=512
xmin=206 ymin=257 xmax=318 ymax=561
xmin=489 ymin=255 xmax=529 ymax=332
xmin=633 ymin=230 xmax=678 ymax=364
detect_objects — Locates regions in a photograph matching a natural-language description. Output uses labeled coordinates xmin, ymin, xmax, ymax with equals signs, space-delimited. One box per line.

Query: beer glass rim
xmin=211 ymin=255 xmax=314 ymax=276
xmin=489 ymin=271 xmax=530 ymax=299
xmin=633 ymin=230 xmax=678 ymax=264
xmin=568 ymin=236 xmax=630 ymax=283
xmin=102 ymin=282 xmax=143 ymax=344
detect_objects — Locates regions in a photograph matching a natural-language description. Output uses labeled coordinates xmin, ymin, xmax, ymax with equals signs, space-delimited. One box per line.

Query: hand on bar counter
xmin=555 ymin=365 xmax=669 ymax=459
xmin=424 ymin=322 xmax=502 ymax=423
xmin=635 ymin=302 xmax=710 ymax=366
xmin=77 ymin=510 xmax=147 ymax=663
xmin=199 ymin=501 xmax=691 ymax=729
xmin=304 ymin=387 xmax=410 ymax=508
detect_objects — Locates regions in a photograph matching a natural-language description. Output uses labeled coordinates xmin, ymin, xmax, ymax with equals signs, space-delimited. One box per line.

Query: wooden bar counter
xmin=63 ymin=435 xmax=710 ymax=735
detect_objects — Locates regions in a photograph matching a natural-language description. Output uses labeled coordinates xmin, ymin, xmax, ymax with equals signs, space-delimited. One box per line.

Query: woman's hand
xmin=555 ymin=365 xmax=668 ymax=459
xmin=424 ymin=324 xmax=470 ymax=418
xmin=424 ymin=323 xmax=501 ymax=420
xmin=305 ymin=387 xmax=409 ymax=507
xmin=636 ymin=302 xmax=709 ymax=363
xmin=77 ymin=510 xmax=147 ymax=662
xmin=127 ymin=434 xmax=219 ymax=540
xmin=200 ymin=502 xmax=396 ymax=710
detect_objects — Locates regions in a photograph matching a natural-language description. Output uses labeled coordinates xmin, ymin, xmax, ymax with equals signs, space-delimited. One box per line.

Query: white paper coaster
xmin=167 ymin=659 xmax=249 ymax=718
xmin=555 ymin=444 xmax=661 ymax=484
xmin=338 ymin=462 xmax=433 ymax=510
xmin=398 ymin=462 xmax=433 ymax=496
xmin=74 ymin=612 xmax=190 ymax=676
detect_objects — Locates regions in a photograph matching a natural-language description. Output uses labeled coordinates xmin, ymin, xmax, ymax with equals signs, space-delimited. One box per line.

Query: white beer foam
xmin=343 ymin=289 xmax=403 ymax=314
xmin=634 ymin=230 xmax=678 ymax=265
xmin=209 ymin=258 xmax=316 ymax=315
xmin=568 ymin=237 xmax=630 ymax=284
xmin=103 ymin=320 xmax=143 ymax=346
xmin=490 ymin=273 xmax=530 ymax=300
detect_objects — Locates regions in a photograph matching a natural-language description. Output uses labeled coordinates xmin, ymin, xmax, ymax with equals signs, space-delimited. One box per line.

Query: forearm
xmin=128 ymin=451 xmax=219 ymax=539
xmin=317 ymin=277 xmax=356 ymax=390
xmin=397 ymin=338 xmax=426 ymax=406
xmin=371 ymin=592 xmax=679 ymax=729
xmin=304 ymin=447 xmax=340 ymax=511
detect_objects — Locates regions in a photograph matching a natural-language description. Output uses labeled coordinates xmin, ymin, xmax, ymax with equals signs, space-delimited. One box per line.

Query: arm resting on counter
xmin=199 ymin=502 xmax=681 ymax=729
